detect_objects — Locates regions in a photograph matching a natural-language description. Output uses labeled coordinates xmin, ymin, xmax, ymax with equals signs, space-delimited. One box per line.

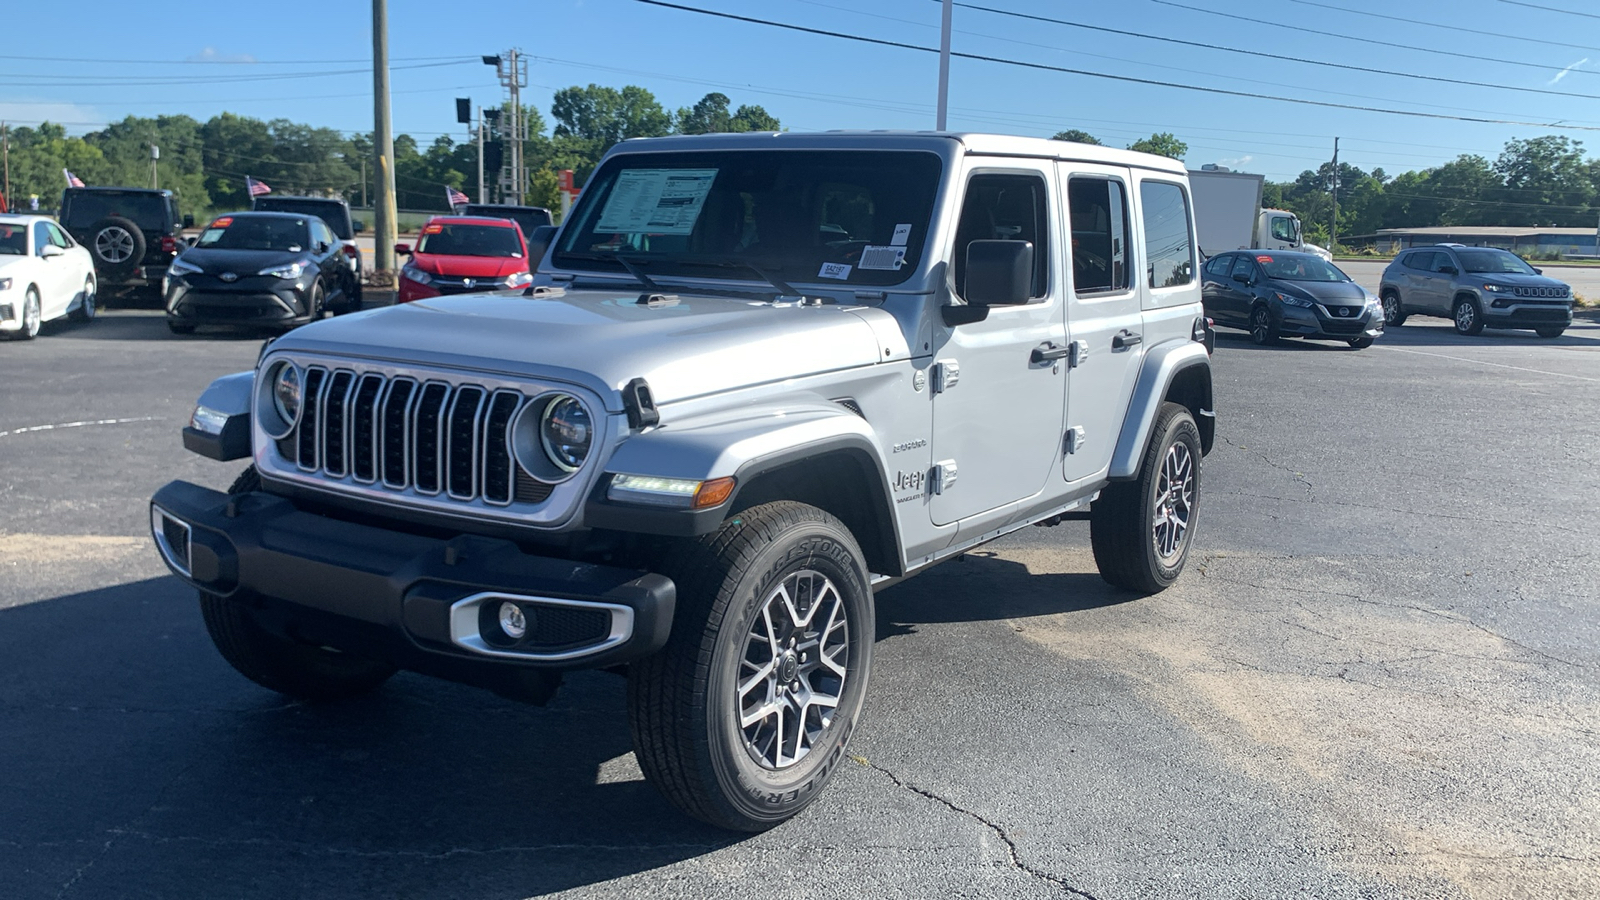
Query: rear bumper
xmin=148 ymin=480 xmax=675 ymax=675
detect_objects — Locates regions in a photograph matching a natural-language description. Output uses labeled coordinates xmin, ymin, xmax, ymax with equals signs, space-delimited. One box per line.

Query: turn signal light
xmin=693 ymin=477 xmax=736 ymax=509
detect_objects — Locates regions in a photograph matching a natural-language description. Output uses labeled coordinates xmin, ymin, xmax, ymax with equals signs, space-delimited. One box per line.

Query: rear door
xmin=928 ymin=162 xmax=1067 ymax=525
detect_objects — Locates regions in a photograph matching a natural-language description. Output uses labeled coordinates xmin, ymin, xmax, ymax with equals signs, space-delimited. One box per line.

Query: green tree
xmin=1127 ymin=132 xmax=1187 ymax=160
xmin=1493 ymin=135 xmax=1593 ymax=226
xmin=731 ymin=104 xmax=780 ymax=133
xmin=1052 ymin=129 xmax=1101 ymax=145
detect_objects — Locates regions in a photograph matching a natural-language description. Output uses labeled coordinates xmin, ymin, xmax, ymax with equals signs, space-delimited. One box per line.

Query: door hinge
xmin=1069 ymin=339 xmax=1089 ymax=368
xmin=1064 ymin=426 xmax=1086 ymax=455
xmin=932 ymin=459 xmax=958 ymax=494
xmin=933 ymin=359 xmax=960 ymax=393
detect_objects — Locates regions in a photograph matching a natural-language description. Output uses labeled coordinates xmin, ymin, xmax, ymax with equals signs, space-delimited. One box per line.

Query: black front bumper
xmin=149 ymin=481 xmax=675 ymax=680
xmin=166 ymin=279 xmax=312 ymax=325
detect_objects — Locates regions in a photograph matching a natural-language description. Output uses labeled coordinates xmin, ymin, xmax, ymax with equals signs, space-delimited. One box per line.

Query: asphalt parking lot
xmin=2 ymin=308 xmax=1597 ymax=899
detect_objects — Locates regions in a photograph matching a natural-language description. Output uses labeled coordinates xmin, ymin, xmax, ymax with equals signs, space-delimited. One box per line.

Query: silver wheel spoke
xmin=738 ymin=567 xmax=850 ymax=770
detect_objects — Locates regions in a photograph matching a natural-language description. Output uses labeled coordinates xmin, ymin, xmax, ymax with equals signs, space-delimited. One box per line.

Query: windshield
xmin=1259 ymin=255 xmax=1348 ymax=282
xmin=553 ymin=149 xmax=944 ymax=287
xmin=0 ymin=224 xmax=25 ymax=256
xmin=417 ymin=223 xmax=524 ymax=257
xmin=196 ymin=216 xmax=309 ymax=252
xmin=62 ymin=192 xmax=169 ymax=229
xmin=1458 ymin=249 xmax=1537 ymax=275
xmin=253 ymin=199 xmax=351 ymax=239
xmin=462 ymin=205 xmax=552 ymax=237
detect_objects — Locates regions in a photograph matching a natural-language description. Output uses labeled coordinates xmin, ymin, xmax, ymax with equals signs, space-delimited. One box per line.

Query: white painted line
xmin=0 ymin=416 xmax=163 ymax=439
xmin=1376 ymin=346 xmax=1600 ymax=384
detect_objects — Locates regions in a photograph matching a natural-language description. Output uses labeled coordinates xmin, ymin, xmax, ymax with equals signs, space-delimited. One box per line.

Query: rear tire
xmin=1453 ymin=296 xmax=1484 ymax=335
xmin=627 ymin=501 xmax=873 ymax=832
xmin=199 ymin=466 xmax=398 ymax=702
xmin=1535 ymin=325 xmax=1566 ymax=338
xmin=70 ymin=275 xmax=97 ymax=323
xmin=1091 ymin=402 xmax=1202 ymax=594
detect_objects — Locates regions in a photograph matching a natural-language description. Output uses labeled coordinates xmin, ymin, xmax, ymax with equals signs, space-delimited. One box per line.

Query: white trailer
xmin=1188 ymin=168 xmax=1323 ymax=259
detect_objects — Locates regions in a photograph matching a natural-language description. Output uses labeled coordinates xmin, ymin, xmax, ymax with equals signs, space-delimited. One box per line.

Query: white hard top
xmin=0 ymin=214 xmax=50 ymax=226
xmin=612 ymin=130 xmax=1189 ymax=176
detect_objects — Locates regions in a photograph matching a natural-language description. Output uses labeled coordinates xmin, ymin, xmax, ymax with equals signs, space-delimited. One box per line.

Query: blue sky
xmin=5 ymin=0 xmax=1600 ymax=182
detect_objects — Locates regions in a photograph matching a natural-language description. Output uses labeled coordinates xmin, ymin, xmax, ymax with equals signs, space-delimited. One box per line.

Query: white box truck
xmin=1188 ymin=167 xmax=1327 ymax=260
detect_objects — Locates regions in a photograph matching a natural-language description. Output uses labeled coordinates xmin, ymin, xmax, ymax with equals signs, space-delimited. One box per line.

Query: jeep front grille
xmin=1513 ymin=286 xmax=1566 ymax=298
xmin=279 ymin=366 xmax=534 ymax=506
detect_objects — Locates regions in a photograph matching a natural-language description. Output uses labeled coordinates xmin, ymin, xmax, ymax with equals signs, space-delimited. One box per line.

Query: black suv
xmin=458 ymin=203 xmax=553 ymax=240
xmin=60 ymin=187 xmax=192 ymax=299
xmin=252 ymin=195 xmax=364 ymax=306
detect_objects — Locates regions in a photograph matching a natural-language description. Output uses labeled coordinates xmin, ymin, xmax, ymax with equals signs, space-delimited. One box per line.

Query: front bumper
xmin=1481 ymin=301 xmax=1572 ymax=329
xmin=149 ymin=480 xmax=676 ymax=677
xmin=166 ymin=277 xmax=312 ymax=325
xmin=1276 ymin=304 xmax=1384 ymax=340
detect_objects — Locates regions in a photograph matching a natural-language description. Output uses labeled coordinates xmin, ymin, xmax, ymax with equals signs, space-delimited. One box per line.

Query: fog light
xmin=498 ymin=601 xmax=527 ymax=640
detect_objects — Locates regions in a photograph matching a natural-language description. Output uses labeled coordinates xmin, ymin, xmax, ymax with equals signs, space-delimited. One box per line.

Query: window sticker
xmin=595 ymin=168 xmax=719 ymax=236
xmin=1255 ymin=255 xmax=1274 ymax=263
xmin=857 ymin=245 xmax=907 ymax=270
xmin=890 ymin=223 xmax=912 ymax=246
xmin=818 ymin=262 xmax=852 ymax=280
xmin=210 ymin=217 xmax=233 ymax=228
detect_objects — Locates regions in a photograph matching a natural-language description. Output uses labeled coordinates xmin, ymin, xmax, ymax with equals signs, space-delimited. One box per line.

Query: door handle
xmin=1031 ymin=342 xmax=1071 ymax=364
xmin=1112 ymin=330 xmax=1143 ymax=349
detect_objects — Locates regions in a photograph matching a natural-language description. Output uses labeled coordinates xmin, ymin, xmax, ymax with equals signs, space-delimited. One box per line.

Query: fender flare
xmin=1108 ymin=340 xmax=1212 ymax=480
xmin=182 ymin=370 xmax=254 ymax=461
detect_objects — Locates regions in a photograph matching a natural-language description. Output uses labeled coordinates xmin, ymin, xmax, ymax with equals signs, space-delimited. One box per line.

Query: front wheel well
xmin=729 ymin=448 xmax=903 ymax=578
xmin=1163 ymin=363 xmax=1214 ymax=456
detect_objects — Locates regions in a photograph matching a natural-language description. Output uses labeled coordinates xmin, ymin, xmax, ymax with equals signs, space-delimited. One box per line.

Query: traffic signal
xmin=482 ymin=140 xmax=504 ymax=173
xmin=456 ymin=98 xmax=471 ymax=125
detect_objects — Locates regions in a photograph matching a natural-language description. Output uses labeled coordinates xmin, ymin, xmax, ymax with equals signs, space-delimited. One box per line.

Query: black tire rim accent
xmin=1251 ymin=308 xmax=1271 ymax=343
xmin=1152 ymin=441 xmax=1196 ymax=562
xmin=737 ymin=568 xmax=850 ymax=770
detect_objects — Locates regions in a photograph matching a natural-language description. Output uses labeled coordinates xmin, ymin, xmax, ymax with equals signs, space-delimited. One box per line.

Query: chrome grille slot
xmin=322 ymin=371 xmax=356 ymax=478
xmin=351 ymin=374 xmax=384 ymax=483
xmin=446 ymin=386 xmax=487 ymax=500
xmin=381 ymin=378 xmax=417 ymax=488
xmin=412 ymin=382 xmax=451 ymax=495
xmin=296 ymin=366 xmax=329 ymax=472
xmin=482 ymin=391 xmax=522 ymax=505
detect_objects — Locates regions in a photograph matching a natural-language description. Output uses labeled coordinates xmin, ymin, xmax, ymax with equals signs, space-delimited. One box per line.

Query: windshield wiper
xmin=556 ymin=250 xmax=664 ymax=291
xmin=556 ymin=251 xmax=803 ymax=298
xmin=668 ymin=258 xmax=800 ymax=297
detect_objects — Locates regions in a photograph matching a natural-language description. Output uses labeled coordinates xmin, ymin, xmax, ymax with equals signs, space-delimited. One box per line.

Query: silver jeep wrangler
xmin=151 ymin=132 xmax=1215 ymax=831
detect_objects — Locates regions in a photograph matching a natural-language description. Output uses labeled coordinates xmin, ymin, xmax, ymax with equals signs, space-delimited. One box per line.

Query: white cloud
xmin=0 ymin=99 xmax=105 ymax=129
xmin=1549 ymin=57 xmax=1588 ymax=85
xmin=186 ymin=47 xmax=258 ymax=63
xmin=1216 ymin=155 xmax=1254 ymax=169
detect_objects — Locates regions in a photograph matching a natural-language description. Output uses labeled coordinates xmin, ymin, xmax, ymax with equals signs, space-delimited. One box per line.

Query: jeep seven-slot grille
xmin=283 ymin=366 xmax=535 ymax=506
xmin=1513 ymin=285 xmax=1566 ymax=298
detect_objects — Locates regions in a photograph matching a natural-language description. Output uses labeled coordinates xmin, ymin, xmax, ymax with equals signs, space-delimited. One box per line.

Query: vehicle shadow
xmin=1376 ymin=319 xmax=1600 ymax=348
xmin=0 ymin=578 xmax=739 ymax=899
xmin=44 ymin=311 xmax=282 ymax=342
xmin=1211 ymin=330 xmax=1359 ymax=352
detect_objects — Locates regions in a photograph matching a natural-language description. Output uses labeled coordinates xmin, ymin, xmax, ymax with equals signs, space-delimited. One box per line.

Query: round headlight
xmin=272 ymin=364 xmax=302 ymax=425
xmin=540 ymin=395 xmax=592 ymax=473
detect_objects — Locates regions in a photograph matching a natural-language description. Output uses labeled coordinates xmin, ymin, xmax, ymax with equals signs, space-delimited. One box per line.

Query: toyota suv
xmin=1379 ymin=244 xmax=1573 ymax=338
xmin=59 ymin=186 xmax=193 ymax=301
xmin=150 ymin=132 xmax=1216 ymax=833
xmin=252 ymin=195 xmax=364 ymax=308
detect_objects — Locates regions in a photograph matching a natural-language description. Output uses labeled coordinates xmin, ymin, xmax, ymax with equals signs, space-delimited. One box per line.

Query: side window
xmin=1269 ymin=216 xmax=1296 ymax=242
xmin=1404 ymin=251 xmax=1431 ymax=271
xmin=953 ymin=172 xmax=1050 ymax=300
xmin=46 ymin=223 xmax=72 ymax=248
xmin=33 ymin=223 xmax=50 ymax=256
xmin=1432 ymin=252 xmax=1457 ymax=273
xmin=1066 ymin=176 xmax=1130 ymax=294
xmin=1203 ymin=254 xmax=1231 ymax=278
xmin=1140 ymin=181 xmax=1194 ymax=289
xmin=1229 ymin=256 xmax=1256 ymax=281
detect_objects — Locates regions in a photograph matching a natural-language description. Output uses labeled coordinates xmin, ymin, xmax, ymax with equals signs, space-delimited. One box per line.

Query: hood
xmin=409 ymin=253 xmax=528 ymax=278
xmin=1470 ymin=271 xmax=1570 ymax=289
xmin=1269 ymin=279 xmax=1369 ymax=304
xmin=0 ymin=253 xmax=32 ymax=272
xmin=178 ymin=247 xmax=306 ymax=273
xmin=272 ymin=286 xmax=888 ymax=406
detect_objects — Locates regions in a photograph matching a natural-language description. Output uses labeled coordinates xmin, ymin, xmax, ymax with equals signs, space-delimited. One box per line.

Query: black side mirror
xmin=964 ymin=240 xmax=1033 ymax=306
xmin=1533 ymin=267 xmax=1543 ymax=275
xmin=1231 ymin=272 xmax=1251 ymax=285
xmin=526 ymin=225 xmax=559 ymax=268
xmin=182 ymin=214 xmax=195 ymax=229
xmin=316 ymin=241 xmax=331 ymax=254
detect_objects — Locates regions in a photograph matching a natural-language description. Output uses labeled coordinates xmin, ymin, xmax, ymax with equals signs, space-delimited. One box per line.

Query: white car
xmin=0 ymin=214 xmax=98 ymax=341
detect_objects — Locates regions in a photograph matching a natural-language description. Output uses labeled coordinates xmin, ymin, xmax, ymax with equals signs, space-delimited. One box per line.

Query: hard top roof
xmin=63 ymin=185 xmax=173 ymax=196
xmin=425 ymin=215 xmax=523 ymax=227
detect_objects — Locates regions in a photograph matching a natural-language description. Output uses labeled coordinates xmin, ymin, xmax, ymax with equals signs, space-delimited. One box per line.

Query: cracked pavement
xmin=2 ymin=310 xmax=1597 ymax=898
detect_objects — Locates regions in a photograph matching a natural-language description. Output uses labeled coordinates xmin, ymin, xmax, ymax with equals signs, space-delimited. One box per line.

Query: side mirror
xmin=1231 ymin=272 xmax=1251 ymax=285
xmin=394 ymin=243 xmax=412 ymax=256
xmin=316 ymin=241 xmax=331 ymax=254
xmin=1533 ymin=267 xmax=1543 ymax=275
xmin=353 ymin=220 xmax=367 ymax=233
xmin=39 ymin=244 xmax=65 ymax=259
xmin=525 ymin=225 xmax=558 ymax=268
xmin=184 ymin=236 xmax=198 ymax=247
xmin=182 ymin=214 xmax=196 ymax=229
xmin=964 ymin=240 xmax=1033 ymax=306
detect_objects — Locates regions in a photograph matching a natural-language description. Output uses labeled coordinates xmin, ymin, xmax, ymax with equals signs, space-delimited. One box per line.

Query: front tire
xmin=627 ymin=501 xmax=874 ymax=832
xmin=167 ymin=321 xmax=196 ymax=335
xmin=199 ymin=467 xmax=398 ymax=702
xmin=1249 ymin=304 xmax=1279 ymax=345
xmin=5 ymin=288 xmax=42 ymax=340
xmin=1347 ymin=337 xmax=1374 ymax=349
xmin=1453 ymin=296 xmax=1484 ymax=335
xmin=1091 ymin=402 xmax=1202 ymax=594
xmin=1536 ymin=325 xmax=1566 ymax=338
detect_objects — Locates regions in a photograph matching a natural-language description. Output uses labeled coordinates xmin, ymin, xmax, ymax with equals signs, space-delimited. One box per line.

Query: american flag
xmin=64 ymin=168 xmax=85 ymax=188
xmin=246 ymin=176 xmax=271 ymax=197
xmin=446 ymin=186 xmax=470 ymax=208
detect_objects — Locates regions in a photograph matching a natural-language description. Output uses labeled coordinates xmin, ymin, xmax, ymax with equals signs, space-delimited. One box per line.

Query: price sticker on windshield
xmin=857 ymin=245 xmax=907 ymax=270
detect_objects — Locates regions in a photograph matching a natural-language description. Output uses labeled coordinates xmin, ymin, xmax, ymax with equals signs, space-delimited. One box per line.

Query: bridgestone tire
xmin=1536 ymin=326 xmax=1566 ymax=339
xmin=627 ymin=501 xmax=874 ymax=832
xmin=198 ymin=466 xmax=397 ymax=702
xmin=87 ymin=216 xmax=145 ymax=281
xmin=1091 ymin=402 xmax=1202 ymax=595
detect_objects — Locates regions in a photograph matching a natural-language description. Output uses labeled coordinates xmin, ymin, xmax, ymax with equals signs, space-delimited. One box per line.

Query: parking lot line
xmin=1375 ymin=345 xmax=1600 ymax=383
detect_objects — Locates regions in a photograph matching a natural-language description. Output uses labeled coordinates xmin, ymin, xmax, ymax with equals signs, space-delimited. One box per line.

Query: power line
xmin=1287 ymin=0 xmax=1600 ymax=54
xmin=938 ymin=0 xmax=1600 ymax=101
xmin=0 ymin=60 xmax=476 ymax=89
xmin=0 ymin=53 xmax=475 ymax=66
xmin=1151 ymin=0 xmax=1598 ymax=80
xmin=1496 ymin=0 xmax=1600 ymax=19
xmin=628 ymin=0 xmax=1600 ymax=131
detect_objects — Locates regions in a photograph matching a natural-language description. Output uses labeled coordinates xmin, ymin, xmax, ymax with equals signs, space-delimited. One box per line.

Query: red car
xmin=395 ymin=216 xmax=533 ymax=302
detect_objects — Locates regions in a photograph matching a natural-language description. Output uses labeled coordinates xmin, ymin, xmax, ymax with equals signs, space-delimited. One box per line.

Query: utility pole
xmin=150 ymin=145 xmax=159 ymax=190
xmin=487 ymin=50 xmax=527 ymax=205
xmin=936 ymin=0 xmax=952 ymax=130
xmin=360 ymin=158 xmax=367 ymax=209
xmin=477 ymin=109 xmax=486 ymax=203
xmin=2 ymin=123 xmax=10 ymax=213
xmin=1330 ymin=137 xmax=1340 ymax=253
xmin=372 ymin=0 xmax=398 ymax=277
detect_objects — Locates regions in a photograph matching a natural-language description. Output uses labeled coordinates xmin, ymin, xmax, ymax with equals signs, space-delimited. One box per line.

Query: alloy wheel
xmin=1251 ymin=308 xmax=1271 ymax=344
xmin=81 ymin=277 xmax=97 ymax=320
xmin=737 ymin=569 xmax=850 ymax=770
xmin=1382 ymin=295 xmax=1399 ymax=324
xmin=95 ymin=226 xmax=136 ymax=263
xmin=1455 ymin=301 xmax=1476 ymax=332
xmin=1152 ymin=442 xmax=1196 ymax=562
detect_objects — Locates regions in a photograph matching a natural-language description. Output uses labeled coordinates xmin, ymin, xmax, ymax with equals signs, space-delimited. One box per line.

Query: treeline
xmin=1 ymin=85 xmax=777 ymax=217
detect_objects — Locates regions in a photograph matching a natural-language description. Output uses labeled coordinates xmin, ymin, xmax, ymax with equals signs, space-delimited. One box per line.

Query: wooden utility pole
xmin=2 ymin=123 xmax=10 ymax=214
xmin=372 ymin=0 xmax=398 ymax=276
xmin=936 ymin=0 xmax=952 ymax=130
xmin=1331 ymin=137 xmax=1340 ymax=253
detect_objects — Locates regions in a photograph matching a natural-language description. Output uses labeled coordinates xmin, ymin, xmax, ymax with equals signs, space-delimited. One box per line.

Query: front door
xmin=928 ymin=165 xmax=1067 ymax=526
